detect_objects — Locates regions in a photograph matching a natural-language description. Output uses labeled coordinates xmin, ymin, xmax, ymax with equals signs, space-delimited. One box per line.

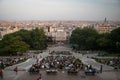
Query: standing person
xmin=14 ymin=66 xmax=18 ymax=74
xmin=0 ymin=69 xmax=3 ymax=79
xmin=1 ymin=62 xmax=4 ymax=69
xmin=37 ymin=73 xmax=42 ymax=80
xmin=36 ymin=58 xmax=39 ymax=64
xmin=100 ymin=65 xmax=103 ymax=73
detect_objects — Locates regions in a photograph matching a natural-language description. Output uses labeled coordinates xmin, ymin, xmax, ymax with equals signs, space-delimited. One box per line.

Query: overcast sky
xmin=0 ymin=0 xmax=120 ymax=21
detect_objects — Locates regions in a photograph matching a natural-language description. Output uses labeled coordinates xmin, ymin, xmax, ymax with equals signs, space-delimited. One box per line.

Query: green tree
xmin=14 ymin=29 xmax=31 ymax=44
xmin=0 ymin=36 xmax=29 ymax=55
xmin=110 ymin=27 xmax=120 ymax=52
xmin=30 ymin=28 xmax=47 ymax=50
xmin=70 ymin=28 xmax=98 ymax=50
xmin=0 ymin=28 xmax=48 ymax=55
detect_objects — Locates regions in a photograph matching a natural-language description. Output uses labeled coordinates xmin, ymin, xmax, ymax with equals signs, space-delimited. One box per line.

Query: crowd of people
xmin=107 ymin=58 xmax=120 ymax=66
xmin=49 ymin=51 xmax=72 ymax=55
xmin=0 ymin=56 xmax=29 ymax=69
xmin=29 ymin=55 xmax=84 ymax=74
xmin=29 ymin=64 xmax=40 ymax=73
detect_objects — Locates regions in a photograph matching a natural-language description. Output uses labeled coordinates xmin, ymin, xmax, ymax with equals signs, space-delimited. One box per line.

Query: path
xmin=2 ymin=45 xmax=117 ymax=80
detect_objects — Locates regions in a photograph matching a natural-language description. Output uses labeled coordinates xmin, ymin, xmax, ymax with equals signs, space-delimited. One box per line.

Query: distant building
xmin=0 ymin=26 xmax=19 ymax=39
xmin=104 ymin=17 xmax=107 ymax=23
xmin=97 ymin=24 xmax=113 ymax=33
xmin=47 ymin=26 xmax=55 ymax=32
xmin=96 ymin=18 xmax=118 ymax=33
xmin=45 ymin=25 xmax=67 ymax=42
xmin=0 ymin=21 xmax=119 ymax=40
xmin=55 ymin=31 xmax=67 ymax=42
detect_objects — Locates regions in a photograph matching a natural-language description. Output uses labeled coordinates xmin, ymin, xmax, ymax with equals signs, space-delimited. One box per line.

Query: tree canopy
xmin=0 ymin=28 xmax=47 ymax=56
xmin=30 ymin=28 xmax=47 ymax=50
xmin=70 ymin=28 xmax=99 ymax=50
xmin=109 ymin=27 xmax=120 ymax=52
xmin=70 ymin=27 xmax=120 ymax=52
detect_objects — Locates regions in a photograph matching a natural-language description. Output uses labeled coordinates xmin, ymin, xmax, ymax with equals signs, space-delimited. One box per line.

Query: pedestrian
xmin=36 ymin=58 xmax=39 ymax=64
xmin=37 ymin=73 xmax=42 ymax=80
xmin=1 ymin=62 xmax=4 ymax=69
xmin=14 ymin=66 xmax=18 ymax=74
xmin=0 ymin=69 xmax=3 ymax=79
xmin=100 ymin=65 xmax=102 ymax=73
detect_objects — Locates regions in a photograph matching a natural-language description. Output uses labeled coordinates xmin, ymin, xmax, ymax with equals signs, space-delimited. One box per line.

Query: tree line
xmin=0 ymin=28 xmax=47 ymax=56
xmin=70 ymin=27 xmax=120 ymax=53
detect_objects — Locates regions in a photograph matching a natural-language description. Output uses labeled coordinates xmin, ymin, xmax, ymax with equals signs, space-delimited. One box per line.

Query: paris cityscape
xmin=0 ymin=0 xmax=120 ymax=80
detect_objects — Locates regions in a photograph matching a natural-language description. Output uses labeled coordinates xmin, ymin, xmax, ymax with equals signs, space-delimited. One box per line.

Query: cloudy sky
xmin=0 ymin=0 xmax=120 ymax=21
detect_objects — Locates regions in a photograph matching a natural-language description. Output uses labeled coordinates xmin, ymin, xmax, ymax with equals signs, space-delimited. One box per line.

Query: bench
xmin=46 ymin=69 xmax=57 ymax=74
xmin=84 ymin=69 xmax=96 ymax=75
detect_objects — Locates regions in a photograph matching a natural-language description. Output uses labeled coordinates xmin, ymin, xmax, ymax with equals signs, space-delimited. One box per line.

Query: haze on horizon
xmin=0 ymin=0 xmax=120 ymax=21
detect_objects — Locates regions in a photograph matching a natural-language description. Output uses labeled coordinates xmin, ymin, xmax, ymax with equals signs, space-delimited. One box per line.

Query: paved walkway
xmin=4 ymin=58 xmax=36 ymax=71
xmin=2 ymin=45 xmax=119 ymax=80
xmin=97 ymin=71 xmax=120 ymax=80
xmin=81 ymin=57 xmax=114 ymax=71
xmin=48 ymin=45 xmax=114 ymax=71
xmin=72 ymin=52 xmax=114 ymax=71
xmin=4 ymin=51 xmax=50 ymax=71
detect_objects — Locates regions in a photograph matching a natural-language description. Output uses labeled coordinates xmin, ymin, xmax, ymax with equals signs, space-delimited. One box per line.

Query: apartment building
xmin=96 ymin=24 xmax=117 ymax=33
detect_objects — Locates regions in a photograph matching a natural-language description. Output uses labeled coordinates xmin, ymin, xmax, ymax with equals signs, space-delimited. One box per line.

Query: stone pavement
xmin=72 ymin=52 xmax=114 ymax=71
xmin=3 ymin=71 xmax=25 ymax=80
xmin=4 ymin=51 xmax=49 ymax=71
xmin=5 ymin=58 xmax=36 ymax=71
xmin=97 ymin=71 xmax=120 ymax=80
xmin=48 ymin=45 xmax=114 ymax=71
xmin=2 ymin=45 xmax=120 ymax=80
xmin=81 ymin=57 xmax=114 ymax=71
xmin=3 ymin=70 xmax=103 ymax=80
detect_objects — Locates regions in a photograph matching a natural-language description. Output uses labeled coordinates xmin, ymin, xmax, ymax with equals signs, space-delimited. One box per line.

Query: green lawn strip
xmin=0 ymin=58 xmax=27 ymax=69
xmin=14 ymin=58 xmax=27 ymax=65
xmin=104 ymin=53 xmax=120 ymax=57
xmin=94 ymin=58 xmax=120 ymax=68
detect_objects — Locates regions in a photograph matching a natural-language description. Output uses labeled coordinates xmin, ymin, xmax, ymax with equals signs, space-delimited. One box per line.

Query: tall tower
xmin=104 ymin=17 xmax=107 ymax=23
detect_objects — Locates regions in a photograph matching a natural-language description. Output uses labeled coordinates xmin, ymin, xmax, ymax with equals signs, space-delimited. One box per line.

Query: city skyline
xmin=0 ymin=0 xmax=120 ymax=21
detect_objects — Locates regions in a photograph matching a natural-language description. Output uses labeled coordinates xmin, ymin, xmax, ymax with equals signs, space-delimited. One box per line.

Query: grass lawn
xmin=104 ymin=53 xmax=120 ymax=57
xmin=0 ymin=58 xmax=27 ymax=69
xmin=94 ymin=58 xmax=120 ymax=69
